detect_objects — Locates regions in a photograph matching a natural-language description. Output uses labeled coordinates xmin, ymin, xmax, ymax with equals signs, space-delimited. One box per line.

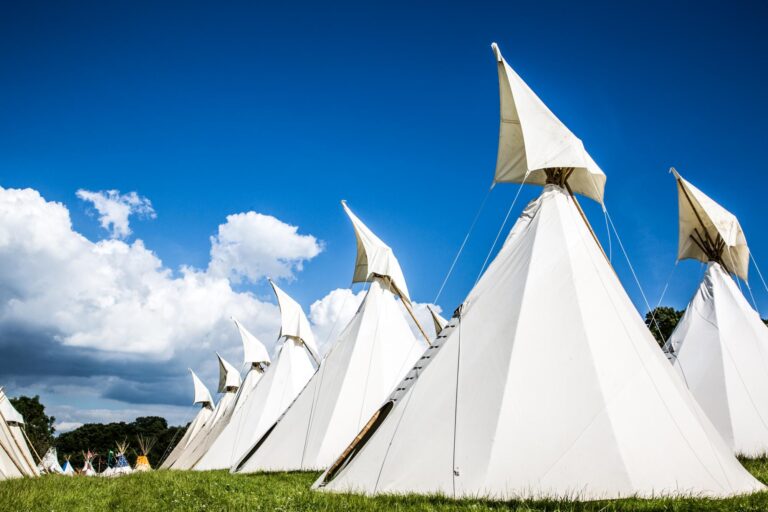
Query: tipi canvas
xmin=0 ymin=389 xmax=38 ymax=477
xmin=192 ymin=318 xmax=272 ymax=470
xmin=170 ymin=354 xmax=242 ymax=469
xmin=160 ymin=369 xmax=215 ymax=469
xmin=202 ymin=282 xmax=317 ymax=471
xmin=234 ymin=202 xmax=425 ymax=473
xmin=665 ymin=170 xmax=768 ymax=456
xmin=314 ymin=43 xmax=764 ymax=500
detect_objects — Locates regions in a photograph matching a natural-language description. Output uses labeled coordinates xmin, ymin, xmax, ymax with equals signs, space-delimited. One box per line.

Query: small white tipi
xmin=170 ymin=354 xmax=241 ymax=470
xmin=37 ymin=447 xmax=63 ymax=475
xmin=202 ymin=282 xmax=318 ymax=471
xmin=665 ymin=169 xmax=768 ymax=457
xmin=234 ymin=202 xmax=426 ymax=473
xmin=192 ymin=318 xmax=272 ymax=470
xmin=160 ymin=369 xmax=215 ymax=469
xmin=61 ymin=455 xmax=75 ymax=476
xmin=314 ymin=43 xmax=763 ymax=500
xmin=0 ymin=389 xmax=39 ymax=477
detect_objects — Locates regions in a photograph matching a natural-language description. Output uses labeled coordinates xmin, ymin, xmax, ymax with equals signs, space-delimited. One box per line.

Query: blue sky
xmin=0 ymin=1 xmax=767 ymax=428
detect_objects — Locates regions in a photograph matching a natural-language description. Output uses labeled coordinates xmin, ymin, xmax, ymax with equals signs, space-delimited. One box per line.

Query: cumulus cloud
xmin=208 ymin=212 xmax=323 ymax=284
xmin=309 ymin=288 xmax=366 ymax=352
xmin=76 ymin=189 xmax=156 ymax=239
xmin=0 ymin=186 xmax=323 ymax=427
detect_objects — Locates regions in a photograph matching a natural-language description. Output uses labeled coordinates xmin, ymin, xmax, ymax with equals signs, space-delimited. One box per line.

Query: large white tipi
xmin=0 ymin=389 xmax=38 ymax=477
xmin=234 ymin=202 xmax=426 ymax=473
xmin=314 ymin=43 xmax=764 ymax=500
xmin=160 ymin=369 xmax=215 ymax=469
xmin=665 ymin=169 xmax=768 ymax=457
xmin=197 ymin=282 xmax=318 ymax=471
xmin=192 ymin=318 xmax=272 ymax=470
xmin=170 ymin=354 xmax=241 ymax=469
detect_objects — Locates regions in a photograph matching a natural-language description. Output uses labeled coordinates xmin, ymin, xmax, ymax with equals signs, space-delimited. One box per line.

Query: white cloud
xmin=76 ymin=189 xmax=156 ymax=239
xmin=54 ymin=421 xmax=83 ymax=433
xmin=0 ymin=188 xmax=287 ymax=359
xmin=208 ymin=212 xmax=323 ymax=284
xmin=309 ymin=288 xmax=366 ymax=353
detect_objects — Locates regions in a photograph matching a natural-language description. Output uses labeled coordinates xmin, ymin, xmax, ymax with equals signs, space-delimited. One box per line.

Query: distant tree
xmin=645 ymin=307 xmax=685 ymax=347
xmin=764 ymin=318 xmax=768 ymax=327
xmin=56 ymin=416 xmax=186 ymax=468
xmin=9 ymin=395 xmax=55 ymax=457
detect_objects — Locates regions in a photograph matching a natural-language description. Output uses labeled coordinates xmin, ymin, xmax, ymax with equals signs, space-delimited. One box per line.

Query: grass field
xmin=2 ymin=459 xmax=768 ymax=511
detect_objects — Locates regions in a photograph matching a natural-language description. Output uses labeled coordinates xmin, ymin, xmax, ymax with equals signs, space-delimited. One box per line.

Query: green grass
xmin=1 ymin=459 xmax=768 ymax=511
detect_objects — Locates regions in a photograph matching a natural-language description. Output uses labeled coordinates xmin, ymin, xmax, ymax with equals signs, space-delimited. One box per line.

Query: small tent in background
xmin=135 ymin=436 xmax=156 ymax=471
xmin=81 ymin=451 xmax=96 ymax=476
xmin=235 ymin=202 xmax=427 ymax=474
xmin=61 ymin=455 xmax=75 ymax=476
xmin=0 ymin=389 xmax=39 ymax=477
xmin=113 ymin=440 xmax=132 ymax=475
xmin=314 ymin=42 xmax=764 ymax=500
xmin=37 ymin=447 xmax=63 ymax=474
xmin=665 ymin=170 xmax=768 ymax=456
xmin=159 ymin=369 xmax=215 ymax=469
xmin=192 ymin=318 xmax=271 ymax=470
xmin=169 ymin=354 xmax=242 ymax=469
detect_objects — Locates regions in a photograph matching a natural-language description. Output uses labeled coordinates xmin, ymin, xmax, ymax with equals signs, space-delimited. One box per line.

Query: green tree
xmin=645 ymin=307 xmax=684 ymax=347
xmin=9 ymin=395 xmax=55 ymax=458
xmin=56 ymin=416 xmax=186 ymax=469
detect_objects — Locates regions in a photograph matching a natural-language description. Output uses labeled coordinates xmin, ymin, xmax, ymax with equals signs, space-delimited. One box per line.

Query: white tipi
xmin=0 ymin=389 xmax=38 ymax=477
xmin=37 ymin=447 xmax=63 ymax=475
xmin=160 ymin=369 xmax=215 ymax=469
xmin=665 ymin=169 xmax=768 ymax=457
xmin=170 ymin=354 xmax=241 ymax=469
xmin=314 ymin=43 xmax=764 ymax=500
xmin=234 ymin=202 xmax=426 ymax=473
xmin=192 ymin=318 xmax=272 ymax=470
xmin=202 ymin=282 xmax=318 ymax=471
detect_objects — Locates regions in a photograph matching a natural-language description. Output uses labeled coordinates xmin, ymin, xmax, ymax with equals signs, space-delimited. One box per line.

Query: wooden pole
xmin=564 ymin=181 xmax=610 ymax=264
xmin=402 ymin=297 xmax=432 ymax=347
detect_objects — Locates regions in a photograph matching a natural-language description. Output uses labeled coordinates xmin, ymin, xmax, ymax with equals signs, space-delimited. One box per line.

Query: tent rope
xmin=604 ymin=207 xmax=667 ymax=344
xmin=568 ymin=201 xmax=734 ymax=490
xmin=750 ymin=252 xmax=768 ymax=295
xmin=433 ymin=185 xmax=493 ymax=304
xmin=601 ymin=204 xmax=612 ymax=262
xmin=475 ymin=177 xmax=528 ymax=285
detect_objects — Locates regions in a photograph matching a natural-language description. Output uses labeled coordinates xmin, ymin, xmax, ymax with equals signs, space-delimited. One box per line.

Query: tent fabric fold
xmin=492 ymin=43 xmax=605 ymax=204
xmin=672 ymin=168 xmax=749 ymax=280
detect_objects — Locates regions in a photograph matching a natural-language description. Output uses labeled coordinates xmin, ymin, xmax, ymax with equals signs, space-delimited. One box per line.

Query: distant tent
xmin=135 ymin=436 xmax=156 ymax=472
xmin=665 ymin=170 xmax=768 ymax=456
xmin=37 ymin=447 xmax=63 ymax=475
xmin=61 ymin=455 xmax=75 ymax=476
xmin=159 ymin=369 xmax=215 ymax=469
xmin=81 ymin=451 xmax=96 ymax=476
xmin=0 ymin=389 xmax=39 ymax=477
xmin=197 ymin=282 xmax=318 ymax=471
xmin=314 ymin=43 xmax=764 ymax=500
xmin=113 ymin=440 xmax=133 ymax=476
xmin=235 ymin=202 xmax=426 ymax=473
xmin=169 ymin=354 xmax=242 ymax=469
xmin=192 ymin=318 xmax=272 ymax=470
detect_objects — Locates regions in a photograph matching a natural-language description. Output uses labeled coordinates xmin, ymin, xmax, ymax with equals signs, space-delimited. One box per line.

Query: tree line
xmin=8 ymin=395 xmax=186 ymax=470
